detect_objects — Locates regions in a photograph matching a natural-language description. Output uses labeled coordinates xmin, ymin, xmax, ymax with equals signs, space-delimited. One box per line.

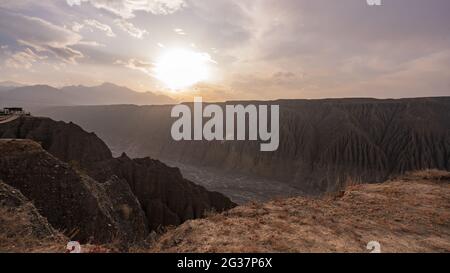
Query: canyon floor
xmin=164 ymin=161 xmax=304 ymax=204
xmin=2 ymin=169 xmax=449 ymax=253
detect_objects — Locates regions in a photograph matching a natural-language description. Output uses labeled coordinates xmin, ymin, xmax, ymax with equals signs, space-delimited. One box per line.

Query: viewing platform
xmin=0 ymin=107 xmax=31 ymax=123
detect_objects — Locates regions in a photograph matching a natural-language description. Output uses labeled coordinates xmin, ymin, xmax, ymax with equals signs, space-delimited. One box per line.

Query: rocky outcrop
xmin=0 ymin=117 xmax=111 ymax=166
xmin=101 ymin=176 xmax=149 ymax=241
xmin=39 ymin=97 xmax=450 ymax=194
xmin=0 ymin=117 xmax=236 ymax=240
xmin=88 ymin=154 xmax=236 ymax=229
xmin=0 ymin=139 xmax=148 ymax=244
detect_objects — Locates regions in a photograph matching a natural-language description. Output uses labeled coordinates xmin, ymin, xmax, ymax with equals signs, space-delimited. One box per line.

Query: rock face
xmin=88 ymin=155 xmax=237 ymax=229
xmin=101 ymin=175 xmax=150 ymax=242
xmin=0 ymin=117 xmax=236 ymax=242
xmin=39 ymin=97 xmax=450 ymax=194
xmin=0 ymin=139 xmax=148 ymax=243
xmin=0 ymin=117 xmax=111 ymax=165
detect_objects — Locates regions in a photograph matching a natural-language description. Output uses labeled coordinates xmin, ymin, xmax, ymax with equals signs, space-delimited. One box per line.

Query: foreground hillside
xmin=150 ymin=170 xmax=450 ymax=253
xmin=2 ymin=170 xmax=448 ymax=252
xmin=0 ymin=117 xmax=235 ymax=244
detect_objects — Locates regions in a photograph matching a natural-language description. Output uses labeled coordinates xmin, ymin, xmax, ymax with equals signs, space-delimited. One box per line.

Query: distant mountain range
xmin=0 ymin=81 xmax=25 ymax=92
xmin=0 ymin=81 xmax=25 ymax=88
xmin=0 ymin=82 xmax=175 ymax=108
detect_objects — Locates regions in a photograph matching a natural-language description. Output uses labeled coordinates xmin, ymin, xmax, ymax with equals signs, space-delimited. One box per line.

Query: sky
xmin=0 ymin=0 xmax=449 ymax=101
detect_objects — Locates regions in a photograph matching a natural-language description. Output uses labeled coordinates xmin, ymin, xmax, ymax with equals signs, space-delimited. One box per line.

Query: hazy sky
xmin=0 ymin=0 xmax=449 ymax=101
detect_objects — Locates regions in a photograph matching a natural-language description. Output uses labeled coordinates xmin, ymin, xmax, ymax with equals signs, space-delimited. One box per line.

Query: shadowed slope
xmin=0 ymin=117 xmax=236 ymax=238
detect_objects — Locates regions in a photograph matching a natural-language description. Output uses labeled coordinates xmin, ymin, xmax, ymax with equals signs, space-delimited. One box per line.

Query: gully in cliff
xmin=171 ymin=97 xmax=279 ymax=151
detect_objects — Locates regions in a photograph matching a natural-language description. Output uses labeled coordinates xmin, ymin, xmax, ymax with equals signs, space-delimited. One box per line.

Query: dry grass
xmin=0 ymin=179 xmax=68 ymax=253
xmin=2 ymin=169 xmax=449 ymax=253
xmin=0 ymin=205 xmax=67 ymax=253
xmin=149 ymin=170 xmax=450 ymax=253
xmin=0 ymin=205 xmax=127 ymax=253
xmin=402 ymin=169 xmax=450 ymax=182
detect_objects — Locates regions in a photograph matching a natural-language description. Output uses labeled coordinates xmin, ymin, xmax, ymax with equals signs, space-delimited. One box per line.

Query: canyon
xmin=38 ymin=97 xmax=450 ymax=197
xmin=0 ymin=97 xmax=449 ymax=252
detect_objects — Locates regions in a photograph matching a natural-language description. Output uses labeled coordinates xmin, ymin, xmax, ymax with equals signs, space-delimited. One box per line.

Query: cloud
xmin=273 ymin=71 xmax=296 ymax=80
xmin=66 ymin=0 xmax=187 ymax=18
xmin=115 ymin=58 xmax=154 ymax=76
xmin=0 ymin=10 xmax=83 ymax=64
xmin=173 ymin=82 xmax=240 ymax=102
xmin=4 ymin=48 xmax=47 ymax=69
xmin=185 ymin=0 xmax=252 ymax=49
xmin=249 ymin=0 xmax=450 ymax=62
xmin=114 ymin=19 xmax=148 ymax=39
xmin=173 ymin=28 xmax=186 ymax=35
xmin=83 ymin=19 xmax=116 ymax=37
xmin=220 ymin=0 xmax=450 ymax=99
xmin=71 ymin=21 xmax=84 ymax=32
xmin=334 ymin=49 xmax=450 ymax=98
xmin=77 ymin=40 xmax=106 ymax=47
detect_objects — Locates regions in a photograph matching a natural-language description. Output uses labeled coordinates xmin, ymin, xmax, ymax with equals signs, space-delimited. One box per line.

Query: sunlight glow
xmin=155 ymin=48 xmax=213 ymax=90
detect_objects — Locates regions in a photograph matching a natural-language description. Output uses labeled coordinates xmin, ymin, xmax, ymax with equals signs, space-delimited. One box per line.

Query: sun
xmin=155 ymin=48 xmax=212 ymax=90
